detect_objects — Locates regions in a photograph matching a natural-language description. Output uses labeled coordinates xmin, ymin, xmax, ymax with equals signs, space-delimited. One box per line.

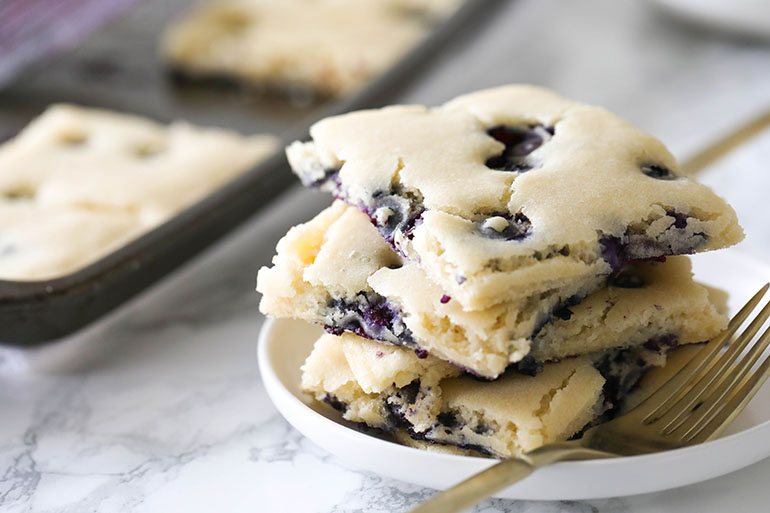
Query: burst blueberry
xmin=641 ymin=163 xmax=677 ymax=180
xmin=477 ymin=212 xmax=532 ymax=241
xmin=485 ymin=125 xmax=553 ymax=172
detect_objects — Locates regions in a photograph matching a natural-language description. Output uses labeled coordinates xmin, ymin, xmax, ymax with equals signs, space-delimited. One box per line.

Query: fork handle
xmin=407 ymin=444 xmax=613 ymax=513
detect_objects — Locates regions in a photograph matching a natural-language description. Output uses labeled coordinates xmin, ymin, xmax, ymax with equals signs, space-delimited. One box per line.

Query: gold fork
xmin=409 ymin=283 xmax=770 ymax=513
xmin=680 ymin=108 xmax=770 ymax=176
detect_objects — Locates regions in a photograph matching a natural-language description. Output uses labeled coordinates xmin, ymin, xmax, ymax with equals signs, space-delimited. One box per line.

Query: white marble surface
xmin=3 ymin=0 xmax=770 ymax=511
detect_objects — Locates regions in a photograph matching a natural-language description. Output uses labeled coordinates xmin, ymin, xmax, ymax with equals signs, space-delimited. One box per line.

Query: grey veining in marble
xmin=2 ymin=0 xmax=770 ymax=512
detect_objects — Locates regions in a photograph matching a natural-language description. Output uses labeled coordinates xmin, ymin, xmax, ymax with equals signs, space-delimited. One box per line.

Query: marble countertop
xmin=3 ymin=0 xmax=770 ymax=511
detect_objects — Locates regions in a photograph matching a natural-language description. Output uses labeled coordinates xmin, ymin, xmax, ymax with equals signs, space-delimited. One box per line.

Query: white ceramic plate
xmin=649 ymin=0 xmax=770 ymax=39
xmin=258 ymin=249 xmax=770 ymax=500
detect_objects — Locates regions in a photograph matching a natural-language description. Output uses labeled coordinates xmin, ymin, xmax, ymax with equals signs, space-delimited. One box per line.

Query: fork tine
xmin=685 ymin=349 xmax=770 ymax=444
xmin=631 ymin=283 xmax=769 ymax=421
xmin=655 ymin=298 xmax=770 ymax=432
xmin=672 ymin=325 xmax=770 ymax=441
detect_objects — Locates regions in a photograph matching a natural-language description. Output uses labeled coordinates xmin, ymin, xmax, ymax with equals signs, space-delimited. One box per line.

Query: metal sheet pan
xmin=0 ymin=0 xmax=503 ymax=345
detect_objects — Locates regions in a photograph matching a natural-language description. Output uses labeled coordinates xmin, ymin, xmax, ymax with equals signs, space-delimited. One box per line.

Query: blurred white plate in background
xmin=651 ymin=0 xmax=770 ymax=40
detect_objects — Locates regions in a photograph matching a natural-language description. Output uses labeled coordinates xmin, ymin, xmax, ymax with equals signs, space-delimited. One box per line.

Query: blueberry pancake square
xmin=161 ymin=0 xmax=448 ymax=98
xmin=0 ymin=104 xmax=277 ymax=280
xmin=257 ymin=201 xmax=726 ymax=378
xmin=301 ymin=332 xmax=682 ymax=459
xmin=287 ymin=85 xmax=743 ymax=310
xmin=0 ymin=104 xmax=278 ymax=227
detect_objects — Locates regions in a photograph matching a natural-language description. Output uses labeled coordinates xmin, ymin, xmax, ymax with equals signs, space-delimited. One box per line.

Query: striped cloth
xmin=0 ymin=0 xmax=142 ymax=85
